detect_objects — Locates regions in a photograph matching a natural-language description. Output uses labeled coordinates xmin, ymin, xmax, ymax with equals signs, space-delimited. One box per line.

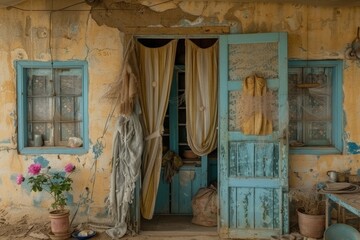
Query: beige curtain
xmin=137 ymin=39 xmax=178 ymax=219
xmin=185 ymin=39 xmax=218 ymax=156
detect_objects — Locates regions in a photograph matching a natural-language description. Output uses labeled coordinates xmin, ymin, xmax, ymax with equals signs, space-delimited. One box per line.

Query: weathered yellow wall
xmin=0 ymin=0 xmax=122 ymax=224
xmin=1 ymin=0 xmax=360 ymax=226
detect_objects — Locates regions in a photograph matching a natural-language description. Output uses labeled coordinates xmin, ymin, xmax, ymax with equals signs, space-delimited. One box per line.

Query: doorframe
xmin=131 ymin=34 xmax=221 ymax=235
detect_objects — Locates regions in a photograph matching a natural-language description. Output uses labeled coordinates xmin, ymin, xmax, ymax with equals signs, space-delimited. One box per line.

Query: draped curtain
xmin=137 ymin=39 xmax=178 ymax=219
xmin=185 ymin=39 xmax=218 ymax=156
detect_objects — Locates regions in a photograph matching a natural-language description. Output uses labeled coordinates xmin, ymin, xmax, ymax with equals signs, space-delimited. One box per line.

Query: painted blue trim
xmin=290 ymin=147 xmax=342 ymax=155
xmin=326 ymin=193 xmax=360 ymax=217
xmin=219 ymin=34 xmax=230 ymax=228
xmin=226 ymin=32 xmax=282 ymax=44
xmin=82 ymin=61 xmax=89 ymax=152
xmin=16 ymin=60 xmax=89 ymax=155
xmin=228 ymin=178 xmax=281 ymax=188
xmin=16 ymin=62 xmax=27 ymax=152
xmin=288 ymin=60 xmax=343 ymax=155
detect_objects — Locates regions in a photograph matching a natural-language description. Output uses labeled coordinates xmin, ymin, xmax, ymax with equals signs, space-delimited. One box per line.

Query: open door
xmin=218 ymin=33 xmax=289 ymax=239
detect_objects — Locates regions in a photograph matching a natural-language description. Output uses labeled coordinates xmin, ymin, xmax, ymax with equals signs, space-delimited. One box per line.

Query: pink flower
xmin=28 ymin=163 xmax=42 ymax=175
xmin=16 ymin=174 xmax=25 ymax=185
xmin=64 ymin=163 xmax=75 ymax=173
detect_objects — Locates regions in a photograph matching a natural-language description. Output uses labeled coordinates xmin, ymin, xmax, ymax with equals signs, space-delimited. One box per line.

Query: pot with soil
xmin=297 ymin=207 xmax=325 ymax=239
xmin=290 ymin=189 xmax=326 ymax=238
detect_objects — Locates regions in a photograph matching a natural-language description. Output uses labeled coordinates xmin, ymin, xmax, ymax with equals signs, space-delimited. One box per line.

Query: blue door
xmin=218 ymin=33 xmax=289 ymax=239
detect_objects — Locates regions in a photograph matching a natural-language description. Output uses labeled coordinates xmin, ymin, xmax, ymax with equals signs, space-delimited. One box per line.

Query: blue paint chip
xmin=347 ymin=142 xmax=360 ymax=154
xmin=33 ymin=198 xmax=42 ymax=208
xmin=0 ymin=139 xmax=11 ymax=144
xmin=66 ymin=193 xmax=74 ymax=205
xmin=92 ymin=139 xmax=104 ymax=160
xmin=34 ymin=156 xmax=49 ymax=167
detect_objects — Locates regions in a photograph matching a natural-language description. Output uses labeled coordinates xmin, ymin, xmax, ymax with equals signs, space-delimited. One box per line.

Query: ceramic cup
xmin=327 ymin=170 xmax=338 ymax=182
xmin=34 ymin=134 xmax=43 ymax=147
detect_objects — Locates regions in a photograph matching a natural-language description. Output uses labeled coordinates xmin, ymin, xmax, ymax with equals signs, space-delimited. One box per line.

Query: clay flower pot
xmin=297 ymin=208 xmax=325 ymax=239
xmin=49 ymin=209 xmax=70 ymax=238
xmin=182 ymin=150 xmax=198 ymax=159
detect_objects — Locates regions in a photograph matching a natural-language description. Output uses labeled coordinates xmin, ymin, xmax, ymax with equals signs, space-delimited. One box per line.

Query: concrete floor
xmin=0 ymin=214 xmax=306 ymax=240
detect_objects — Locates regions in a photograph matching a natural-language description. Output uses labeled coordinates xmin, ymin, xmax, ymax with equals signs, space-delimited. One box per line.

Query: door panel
xmin=219 ymin=33 xmax=288 ymax=239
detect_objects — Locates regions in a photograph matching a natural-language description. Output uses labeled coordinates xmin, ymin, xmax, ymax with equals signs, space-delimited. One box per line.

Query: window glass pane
xmin=305 ymin=121 xmax=331 ymax=145
xmin=18 ymin=61 xmax=87 ymax=152
xmin=28 ymin=97 xmax=53 ymax=121
xmin=288 ymin=65 xmax=333 ymax=147
xmin=28 ymin=122 xmax=46 ymax=145
xmin=57 ymin=69 xmax=82 ymax=95
xmin=59 ymin=96 xmax=81 ymax=121
xmin=60 ymin=122 xmax=80 ymax=141
xmin=303 ymin=94 xmax=330 ymax=119
xmin=28 ymin=122 xmax=54 ymax=146
xmin=43 ymin=123 xmax=54 ymax=146
xmin=27 ymin=69 xmax=53 ymax=96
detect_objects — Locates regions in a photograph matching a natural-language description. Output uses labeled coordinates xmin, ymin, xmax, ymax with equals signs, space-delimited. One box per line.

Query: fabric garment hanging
xmin=238 ymin=75 xmax=273 ymax=135
xmin=185 ymin=39 xmax=218 ymax=156
xmin=106 ymin=113 xmax=144 ymax=239
xmin=137 ymin=39 xmax=178 ymax=219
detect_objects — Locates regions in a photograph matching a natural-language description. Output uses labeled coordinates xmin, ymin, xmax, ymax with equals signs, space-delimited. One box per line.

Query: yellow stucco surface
xmin=0 ymin=0 xmax=360 ymax=227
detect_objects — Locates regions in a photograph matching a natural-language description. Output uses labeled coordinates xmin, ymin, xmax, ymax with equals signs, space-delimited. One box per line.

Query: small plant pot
xmin=183 ymin=150 xmax=198 ymax=159
xmin=297 ymin=208 xmax=325 ymax=239
xmin=49 ymin=209 xmax=70 ymax=237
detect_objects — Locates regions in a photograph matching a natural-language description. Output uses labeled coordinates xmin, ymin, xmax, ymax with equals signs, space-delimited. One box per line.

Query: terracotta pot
xmin=297 ymin=208 xmax=325 ymax=239
xmin=49 ymin=209 xmax=70 ymax=237
xmin=183 ymin=150 xmax=198 ymax=159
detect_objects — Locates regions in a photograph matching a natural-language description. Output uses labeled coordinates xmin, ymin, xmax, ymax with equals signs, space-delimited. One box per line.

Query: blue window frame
xmin=288 ymin=60 xmax=343 ymax=155
xmin=16 ymin=61 xmax=89 ymax=154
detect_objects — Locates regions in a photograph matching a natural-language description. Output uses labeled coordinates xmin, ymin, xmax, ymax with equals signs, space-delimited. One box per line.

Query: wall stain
xmin=76 ymin=187 xmax=91 ymax=217
xmin=0 ymin=139 xmax=11 ymax=144
xmin=33 ymin=156 xmax=50 ymax=167
xmin=293 ymin=171 xmax=302 ymax=180
xmin=92 ymin=139 xmax=104 ymax=160
xmin=347 ymin=142 xmax=360 ymax=154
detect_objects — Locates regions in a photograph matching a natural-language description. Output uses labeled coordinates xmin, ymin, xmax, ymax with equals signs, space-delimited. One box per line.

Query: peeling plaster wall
xmin=0 ymin=0 xmax=122 ymax=224
xmin=93 ymin=0 xmax=360 ymax=187
xmin=1 ymin=0 xmax=360 ymax=226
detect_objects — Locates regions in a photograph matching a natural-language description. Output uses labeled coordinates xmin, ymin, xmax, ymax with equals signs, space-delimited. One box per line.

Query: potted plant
xmin=16 ymin=163 xmax=75 ymax=238
xmin=290 ymin=189 xmax=326 ymax=239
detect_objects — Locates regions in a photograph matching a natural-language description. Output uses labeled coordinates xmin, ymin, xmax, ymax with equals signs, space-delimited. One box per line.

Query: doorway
xmin=137 ymin=38 xmax=219 ymax=233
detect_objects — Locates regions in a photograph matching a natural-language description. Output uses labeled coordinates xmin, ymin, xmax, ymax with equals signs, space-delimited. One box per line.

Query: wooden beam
xmin=124 ymin=26 xmax=230 ymax=35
